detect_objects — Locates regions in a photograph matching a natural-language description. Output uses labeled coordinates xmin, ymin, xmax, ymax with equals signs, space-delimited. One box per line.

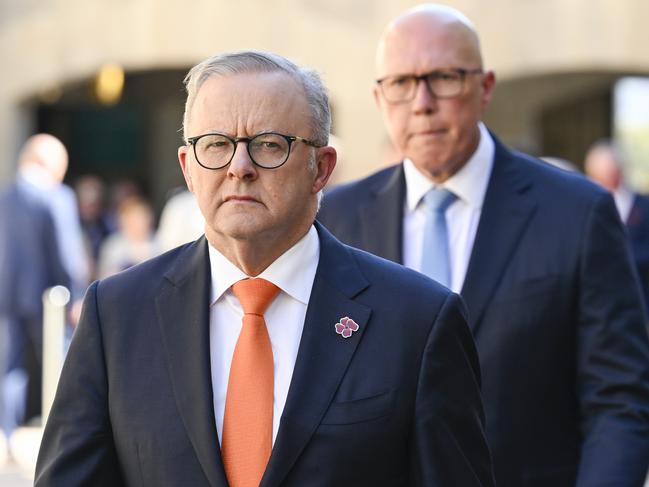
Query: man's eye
xmin=436 ymin=72 xmax=459 ymax=82
xmin=260 ymin=141 xmax=280 ymax=149
xmin=389 ymin=77 xmax=411 ymax=87
xmin=252 ymin=138 xmax=284 ymax=152
xmin=203 ymin=139 xmax=231 ymax=152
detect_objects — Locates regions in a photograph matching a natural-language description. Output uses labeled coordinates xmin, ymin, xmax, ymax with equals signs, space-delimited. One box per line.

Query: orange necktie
xmin=222 ymin=278 xmax=280 ymax=487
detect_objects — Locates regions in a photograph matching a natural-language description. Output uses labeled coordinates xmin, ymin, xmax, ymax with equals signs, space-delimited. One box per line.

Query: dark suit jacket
xmin=626 ymin=193 xmax=649 ymax=310
xmin=35 ymin=223 xmax=495 ymax=487
xmin=318 ymin=137 xmax=649 ymax=487
xmin=0 ymin=182 xmax=69 ymax=371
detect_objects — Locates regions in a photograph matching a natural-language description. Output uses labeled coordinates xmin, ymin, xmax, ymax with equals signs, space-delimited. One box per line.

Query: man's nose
xmin=227 ymin=142 xmax=258 ymax=180
xmin=412 ymin=78 xmax=438 ymax=114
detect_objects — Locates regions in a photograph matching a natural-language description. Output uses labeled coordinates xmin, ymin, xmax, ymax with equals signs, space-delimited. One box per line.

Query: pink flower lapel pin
xmin=335 ymin=316 xmax=359 ymax=339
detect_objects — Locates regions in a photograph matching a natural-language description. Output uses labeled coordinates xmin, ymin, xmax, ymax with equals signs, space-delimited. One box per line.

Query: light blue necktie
xmin=420 ymin=187 xmax=457 ymax=287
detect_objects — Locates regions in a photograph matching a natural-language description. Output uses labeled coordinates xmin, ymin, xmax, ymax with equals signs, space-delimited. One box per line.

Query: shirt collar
xmin=404 ymin=122 xmax=495 ymax=211
xmin=613 ymin=185 xmax=634 ymax=222
xmin=18 ymin=166 xmax=57 ymax=191
xmin=208 ymin=225 xmax=320 ymax=306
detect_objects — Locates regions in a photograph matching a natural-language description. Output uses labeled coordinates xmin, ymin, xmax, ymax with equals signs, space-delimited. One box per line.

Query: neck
xmin=206 ymin=224 xmax=312 ymax=277
xmin=419 ymin=125 xmax=481 ymax=184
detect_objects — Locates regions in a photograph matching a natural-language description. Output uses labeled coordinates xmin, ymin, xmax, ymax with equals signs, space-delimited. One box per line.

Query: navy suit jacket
xmin=626 ymin=193 xmax=649 ymax=310
xmin=35 ymin=223 xmax=495 ymax=486
xmin=318 ymin=137 xmax=649 ymax=487
xmin=0 ymin=183 xmax=69 ymax=370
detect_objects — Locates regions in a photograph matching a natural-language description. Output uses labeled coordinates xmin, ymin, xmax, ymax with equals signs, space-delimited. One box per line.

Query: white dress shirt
xmin=402 ymin=122 xmax=495 ymax=292
xmin=208 ymin=225 xmax=320 ymax=445
xmin=613 ymin=185 xmax=634 ymax=224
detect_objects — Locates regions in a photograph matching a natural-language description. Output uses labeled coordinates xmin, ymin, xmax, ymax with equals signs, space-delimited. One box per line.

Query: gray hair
xmin=182 ymin=50 xmax=331 ymax=147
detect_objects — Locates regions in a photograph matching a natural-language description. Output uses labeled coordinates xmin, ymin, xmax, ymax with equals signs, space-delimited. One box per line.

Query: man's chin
xmin=207 ymin=219 xmax=265 ymax=242
xmin=409 ymin=152 xmax=450 ymax=175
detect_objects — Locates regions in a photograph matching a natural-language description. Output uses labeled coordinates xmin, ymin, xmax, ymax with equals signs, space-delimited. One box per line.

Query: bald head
xmin=19 ymin=133 xmax=69 ymax=184
xmin=373 ymin=3 xmax=494 ymax=183
xmin=377 ymin=4 xmax=483 ymax=78
xmin=584 ymin=141 xmax=624 ymax=192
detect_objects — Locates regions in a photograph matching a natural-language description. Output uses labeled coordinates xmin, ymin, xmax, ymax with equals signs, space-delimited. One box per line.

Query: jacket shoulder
xmin=633 ymin=193 xmax=649 ymax=210
xmin=507 ymin=149 xmax=610 ymax=207
xmin=94 ymin=240 xmax=197 ymax=300
xmin=532 ymin=150 xmax=600 ymax=188
xmin=318 ymin=164 xmax=402 ymax=234
xmin=322 ymin=165 xmax=401 ymax=207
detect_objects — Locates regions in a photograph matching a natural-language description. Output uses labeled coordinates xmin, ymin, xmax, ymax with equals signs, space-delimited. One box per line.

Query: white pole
xmin=41 ymin=286 xmax=70 ymax=424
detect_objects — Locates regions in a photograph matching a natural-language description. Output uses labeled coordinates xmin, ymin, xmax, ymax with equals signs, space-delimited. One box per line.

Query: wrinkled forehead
xmin=377 ymin=14 xmax=482 ymax=77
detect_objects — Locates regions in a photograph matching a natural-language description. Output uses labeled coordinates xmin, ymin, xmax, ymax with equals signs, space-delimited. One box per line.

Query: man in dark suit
xmin=36 ymin=50 xmax=494 ymax=486
xmin=318 ymin=5 xmax=649 ymax=486
xmin=584 ymin=139 xmax=649 ymax=310
xmin=0 ymin=143 xmax=69 ymax=440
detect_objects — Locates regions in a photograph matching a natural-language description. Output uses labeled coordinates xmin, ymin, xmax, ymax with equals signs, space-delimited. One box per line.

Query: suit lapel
xmin=627 ymin=195 xmax=641 ymax=228
xmin=155 ymin=238 xmax=228 ymax=487
xmin=461 ymin=139 xmax=537 ymax=335
xmin=260 ymin=223 xmax=372 ymax=487
xmin=359 ymin=164 xmax=405 ymax=263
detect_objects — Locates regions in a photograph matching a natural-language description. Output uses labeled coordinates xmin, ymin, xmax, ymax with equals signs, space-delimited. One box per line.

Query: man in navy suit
xmin=318 ymin=4 xmax=649 ymax=486
xmin=584 ymin=139 xmax=649 ymax=310
xmin=36 ymin=50 xmax=494 ymax=486
xmin=0 ymin=141 xmax=69 ymax=440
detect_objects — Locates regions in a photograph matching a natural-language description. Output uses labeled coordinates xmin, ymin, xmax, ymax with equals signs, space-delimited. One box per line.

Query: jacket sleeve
xmin=35 ymin=281 xmax=125 ymax=487
xmin=575 ymin=191 xmax=649 ymax=486
xmin=411 ymin=292 xmax=495 ymax=487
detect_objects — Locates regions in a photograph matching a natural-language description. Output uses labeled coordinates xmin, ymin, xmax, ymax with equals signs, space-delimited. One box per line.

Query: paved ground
xmin=0 ymin=428 xmax=39 ymax=486
xmin=0 ymin=462 xmax=33 ymax=487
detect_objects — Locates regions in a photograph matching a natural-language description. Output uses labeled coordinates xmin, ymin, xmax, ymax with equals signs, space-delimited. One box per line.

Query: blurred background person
xmin=0 ymin=136 xmax=70 ymax=448
xmin=319 ymin=5 xmax=649 ymax=485
xmin=74 ymin=175 xmax=115 ymax=281
xmin=156 ymin=187 xmax=204 ymax=252
xmin=585 ymin=139 xmax=649 ymax=309
xmin=97 ymin=195 xmax=161 ymax=278
xmin=15 ymin=135 xmax=89 ymax=306
xmin=106 ymin=179 xmax=144 ymax=232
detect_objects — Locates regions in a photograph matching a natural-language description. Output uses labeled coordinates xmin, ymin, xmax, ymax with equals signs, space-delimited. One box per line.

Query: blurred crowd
xmin=0 ymin=134 xmax=204 ymax=454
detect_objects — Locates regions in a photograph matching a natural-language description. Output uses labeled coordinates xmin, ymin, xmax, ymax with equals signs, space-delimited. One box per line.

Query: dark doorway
xmin=540 ymin=90 xmax=612 ymax=170
xmin=36 ymin=68 xmax=189 ymax=211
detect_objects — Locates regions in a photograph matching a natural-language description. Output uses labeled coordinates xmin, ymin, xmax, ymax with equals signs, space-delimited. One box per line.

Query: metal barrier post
xmin=41 ymin=286 xmax=70 ymax=424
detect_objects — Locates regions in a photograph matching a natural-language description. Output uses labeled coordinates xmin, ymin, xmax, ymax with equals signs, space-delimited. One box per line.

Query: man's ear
xmin=373 ymin=84 xmax=383 ymax=109
xmin=312 ymin=146 xmax=337 ymax=194
xmin=480 ymin=70 xmax=496 ymax=110
xmin=178 ymin=145 xmax=194 ymax=192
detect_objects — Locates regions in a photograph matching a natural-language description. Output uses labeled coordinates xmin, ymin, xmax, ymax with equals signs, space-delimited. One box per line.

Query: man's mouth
xmin=414 ymin=128 xmax=447 ymax=136
xmin=223 ymin=195 xmax=260 ymax=204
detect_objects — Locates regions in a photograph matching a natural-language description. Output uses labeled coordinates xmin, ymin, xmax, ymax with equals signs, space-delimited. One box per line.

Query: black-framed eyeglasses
xmin=376 ymin=68 xmax=483 ymax=103
xmin=186 ymin=131 xmax=323 ymax=170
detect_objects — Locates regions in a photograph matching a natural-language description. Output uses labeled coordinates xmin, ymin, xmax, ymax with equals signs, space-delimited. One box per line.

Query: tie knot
xmin=232 ymin=278 xmax=280 ymax=316
xmin=422 ymin=187 xmax=457 ymax=213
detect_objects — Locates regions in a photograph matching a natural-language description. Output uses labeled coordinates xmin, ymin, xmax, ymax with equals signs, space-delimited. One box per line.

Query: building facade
xmin=1 ymin=0 xmax=648 ymax=205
